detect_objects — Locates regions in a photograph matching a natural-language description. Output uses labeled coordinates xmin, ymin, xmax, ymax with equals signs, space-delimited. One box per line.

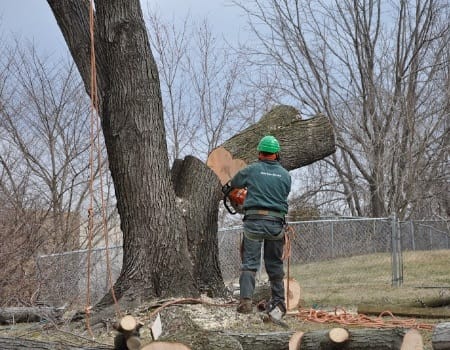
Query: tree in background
xmin=236 ymin=0 xmax=449 ymax=219
xmin=0 ymin=41 xmax=98 ymax=304
xmin=146 ymin=12 xmax=265 ymax=162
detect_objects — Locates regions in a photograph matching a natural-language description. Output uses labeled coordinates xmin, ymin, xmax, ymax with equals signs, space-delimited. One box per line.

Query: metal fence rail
xmin=37 ymin=218 xmax=449 ymax=307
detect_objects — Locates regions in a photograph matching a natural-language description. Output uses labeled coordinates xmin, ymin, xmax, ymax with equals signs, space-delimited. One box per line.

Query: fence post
xmin=331 ymin=221 xmax=335 ymax=258
xmin=391 ymin=214 xmax=403 ymax=287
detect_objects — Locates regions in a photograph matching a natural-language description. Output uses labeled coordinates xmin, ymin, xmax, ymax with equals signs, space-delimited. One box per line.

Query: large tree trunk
xmin=47 ymin=1 xmax=336 ymax=312
xmin=47 ymin=0 xmax=197 ymax=308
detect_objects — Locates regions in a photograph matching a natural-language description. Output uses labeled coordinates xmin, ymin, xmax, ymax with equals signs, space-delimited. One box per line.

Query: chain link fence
xmin=219 ymin=218 xmax=395 ymax=285
xmin=36 ymin=217 xmax=449 ymax=307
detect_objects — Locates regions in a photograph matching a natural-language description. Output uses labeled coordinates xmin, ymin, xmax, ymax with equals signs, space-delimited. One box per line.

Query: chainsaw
xmin=221 ymin=183 xmax=247 ymax=215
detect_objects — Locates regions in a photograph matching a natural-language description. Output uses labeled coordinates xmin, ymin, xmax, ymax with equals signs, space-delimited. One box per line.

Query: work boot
xmin=237 ymin=298 xmax=253 ymax=314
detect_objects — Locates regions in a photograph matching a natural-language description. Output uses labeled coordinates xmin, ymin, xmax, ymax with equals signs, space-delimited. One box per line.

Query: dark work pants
xmin=239 ymin=218 xmax=285 ymax=305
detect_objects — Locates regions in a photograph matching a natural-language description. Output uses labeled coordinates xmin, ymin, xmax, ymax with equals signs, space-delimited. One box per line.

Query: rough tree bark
xmin=47 ymin=0 xmax=336 ymax=312
xmin=47 ymin=0 xmax=198 ymax=309
xmin=0 ymin=306 xmax=63 ymax=324
xmin=221 ymin=105 xmax=335 ymax=171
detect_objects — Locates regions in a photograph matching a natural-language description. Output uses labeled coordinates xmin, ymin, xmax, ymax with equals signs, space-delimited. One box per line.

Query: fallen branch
xmin=357 ymin=303 xmax=450 ymax=319
xmin=0 ymin=336 xmax=111 ymax=349
xmin=0 ymin=306 xmax=64 ymax=324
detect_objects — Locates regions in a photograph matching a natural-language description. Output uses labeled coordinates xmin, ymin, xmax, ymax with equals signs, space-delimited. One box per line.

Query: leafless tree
xmin=235 ymin=0 xmax=449 ymax=219
xmin=0 ymin=39 xmax=113 ymax=304
xmin=147 ymin=11 xmax=261 ymax=161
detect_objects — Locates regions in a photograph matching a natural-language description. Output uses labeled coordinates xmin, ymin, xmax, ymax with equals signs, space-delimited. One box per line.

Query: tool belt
xmin=244 ymin=208 xmax=285 ymax=223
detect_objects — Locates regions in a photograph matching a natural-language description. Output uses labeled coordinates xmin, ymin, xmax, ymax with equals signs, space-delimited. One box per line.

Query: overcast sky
xmin=0 ymin=0 xmax=245 ymax=56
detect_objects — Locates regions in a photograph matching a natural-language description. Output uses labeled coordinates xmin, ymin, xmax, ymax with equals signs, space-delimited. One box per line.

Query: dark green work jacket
xmin=230 ymin=159 xmax=291 ymax=214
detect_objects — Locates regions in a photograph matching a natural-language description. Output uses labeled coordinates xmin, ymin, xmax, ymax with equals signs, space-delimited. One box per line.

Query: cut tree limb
xmin=220 ymin=105 xmax=335 ymax=171
xmin=0 ymin=306 xmax=63 ymax=324
xmin=0 ymin=336 xmax=112 ymax=349
xmin=0 ymin=327 xmax=426 ymax=350
xmin=357 ymin=303 xmax=450 ymax=319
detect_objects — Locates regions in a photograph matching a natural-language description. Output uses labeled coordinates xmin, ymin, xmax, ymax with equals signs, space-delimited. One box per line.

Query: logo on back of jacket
xmin=260 ymin=171 xmax=282 ymax=177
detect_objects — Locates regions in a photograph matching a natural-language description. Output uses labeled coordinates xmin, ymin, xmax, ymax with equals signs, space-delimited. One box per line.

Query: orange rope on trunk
xmin=85 ymin=1 xmax=121 ymax=336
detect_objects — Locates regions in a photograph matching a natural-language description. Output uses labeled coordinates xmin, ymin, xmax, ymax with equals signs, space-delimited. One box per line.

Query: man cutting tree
xmin=230 ymin=135 xmax=291 ymax=321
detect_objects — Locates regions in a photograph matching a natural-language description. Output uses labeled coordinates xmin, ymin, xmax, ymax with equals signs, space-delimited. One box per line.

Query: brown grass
xmin=288 ymin=249 xmax=450 ymax=307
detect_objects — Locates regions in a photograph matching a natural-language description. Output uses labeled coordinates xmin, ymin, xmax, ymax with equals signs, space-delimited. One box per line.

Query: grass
xmin=287 ymin=249 xmax=450 ymax=308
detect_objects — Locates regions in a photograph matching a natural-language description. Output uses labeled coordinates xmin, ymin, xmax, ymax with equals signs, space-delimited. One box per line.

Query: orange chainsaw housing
xmin=228 ymin=188 xmax=247 ymax=207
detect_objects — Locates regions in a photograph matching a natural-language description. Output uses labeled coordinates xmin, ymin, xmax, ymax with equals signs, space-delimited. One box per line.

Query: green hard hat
xmin=257 ymin=135 xmax=280 ymax=153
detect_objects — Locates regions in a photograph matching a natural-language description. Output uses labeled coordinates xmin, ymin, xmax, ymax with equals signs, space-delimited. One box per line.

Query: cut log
xmin=113 ymin=315 xmax=143 ymax=350
xmin=126 ymin=335 xmax=142 ymax=350
xmin=357 ymin=303 xmax=450 ymax=319
xmin=432 ymin=322 xmax=450 ymax=350
xmin=401 ymin=329 xmax=423 ymax=350
xmin=328 ymin=327 xmax=349 ymax=343
xmin=220 ymin=331 xmax=294 ymax=350
xmin=289 ymin=331 xmax=304 ymax=350
xmin=409 ymin=296 xmax=450 ymax=308
xmin=0 ymin=336 xmax=112 ymax=349
xmin=119 ymin=315 xmax=137 ymax=332
xmin=0 ymin=306 xmax=63 ymax=324
xmin=141 ymin=342 xmax=192 ymax=350
xmin=297 ymin=328 xmax=423 ymax=350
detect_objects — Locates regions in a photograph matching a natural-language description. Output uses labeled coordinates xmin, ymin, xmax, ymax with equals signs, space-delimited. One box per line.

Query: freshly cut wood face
xmin=284 ymin=278 xmax=301 ymax=311
xmin=120 ymin=315 xmax=137 ymax=331
xmin=289 ymin=331 xmax=304 ymax=350
xmin=141 ymin=341 xmax=191 ymax=350
xmin=401 ymin=329 xmax=423 ymax=350
xmin=329 ymin=327 xmax=349 ymax=343
xmin=206 ymin=147 xmax=247 ymax=185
